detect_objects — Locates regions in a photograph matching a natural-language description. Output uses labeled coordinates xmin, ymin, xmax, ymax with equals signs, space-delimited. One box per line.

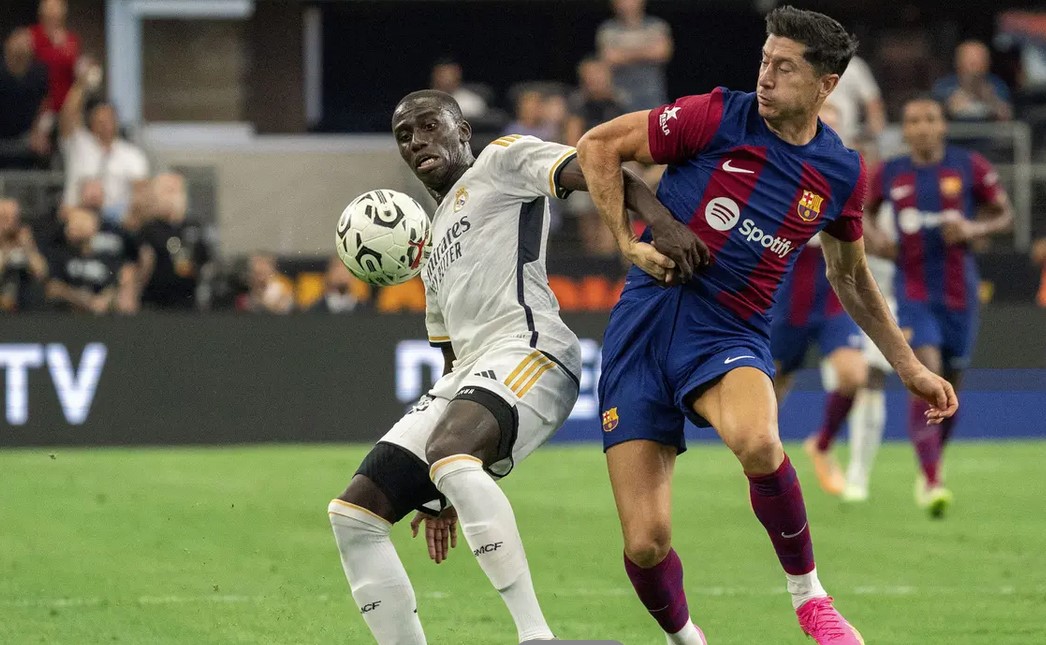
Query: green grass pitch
xmin=2 ymin=441 xmax=1044 ymax=644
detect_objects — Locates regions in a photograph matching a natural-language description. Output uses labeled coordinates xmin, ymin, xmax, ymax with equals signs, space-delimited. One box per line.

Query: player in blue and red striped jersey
xmin=577 ymin=7 xmax=957 ymax=644
xmin=865 ymin=95 xmax=1011 ymax=517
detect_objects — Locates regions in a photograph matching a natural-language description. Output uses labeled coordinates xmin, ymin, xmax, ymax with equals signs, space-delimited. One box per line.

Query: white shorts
xmin=380 ymin=343 xmax=580 ymax=478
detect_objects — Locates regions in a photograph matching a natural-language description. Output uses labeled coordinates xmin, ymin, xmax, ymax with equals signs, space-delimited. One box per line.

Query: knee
xmin=623 ymin=523 xmax=672 ymax=568
xmin=831 ymin=353 xmax=868 ymax=395
xmin=726 ymin=431 xmax=783 ymax=475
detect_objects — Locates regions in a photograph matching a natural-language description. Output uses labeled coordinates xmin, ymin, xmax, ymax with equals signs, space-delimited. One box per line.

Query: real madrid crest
xmin=796 ymin=189 xmax=824 ymax=223
xmin=454 ymin=187 xmax=469 ymax=212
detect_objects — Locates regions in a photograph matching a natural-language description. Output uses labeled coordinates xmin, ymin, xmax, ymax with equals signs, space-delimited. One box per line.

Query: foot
xmin=796 ymin=596 xmax=864 ymax=644
xmin=803 ymin=437 xmax=845 ymax=496
xmin=840 ymin=483 xmax=868 ymax=503
xmin=925 ymin=486 xmax=953 ymax=519
xmin=665 ymin=621 xmax=707 ymax=645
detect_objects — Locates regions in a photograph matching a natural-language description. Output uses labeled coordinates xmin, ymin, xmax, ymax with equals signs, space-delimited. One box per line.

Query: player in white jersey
xmin=327 ymin=90 xmax=685 ymax=645
xmin=841 ymin=206 xmax=897 ymax=501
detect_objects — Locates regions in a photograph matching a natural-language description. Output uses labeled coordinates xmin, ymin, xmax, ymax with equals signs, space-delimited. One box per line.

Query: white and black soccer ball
xmin=335 ymin=189 xmax=431 ymax=286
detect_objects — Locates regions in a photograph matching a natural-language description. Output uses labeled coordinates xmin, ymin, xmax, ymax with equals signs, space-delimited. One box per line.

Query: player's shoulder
xmin=944 ymin=144 xmax=989 ymax=168
xmin=473 ymin=134 xmax=531 ymax=175
xmin=811 ymin=127 xmax=863 ymax=182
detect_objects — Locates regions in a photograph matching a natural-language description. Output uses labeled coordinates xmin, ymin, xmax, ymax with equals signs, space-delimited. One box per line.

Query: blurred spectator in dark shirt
xmin=0 ymin=198 xmax=48 ymax=312
xmin=139 ymin=173 xmax=212 ymax=311
xmin=431 ymin=58 xmax=488 ymax=119
xmin=503 ymin=88 xmax=559 ymax=141
xmin=597 ymin=0 xmax=672 ymax=112
xmin=240 ymin=252 xmax=293 ymax=314
xmin=45 ymin=206 xmax=119 ymax=314
xmin=308 ymin=257 xmax=368 ymax=314
xmin=30 ymin=0 xmax=79 ymax=112
xmin=933 ymin=40 xmax=1013 ymax=122
xmin=0 ymin=28 xmax=51 ymax=169
xmin=60 ymin=57 xmax=149 ymax=213
xmin=565 ymin=56 xmax=627 ymax=146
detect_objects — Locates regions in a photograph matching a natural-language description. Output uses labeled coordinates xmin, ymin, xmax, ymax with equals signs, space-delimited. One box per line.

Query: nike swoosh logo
xmin=724 ymin=355 xmax=756 ymax=364
xmin=781 ymin=522 xmax=808 ymax=539
xmin=722 ymin=160 xmax=754 ymax=174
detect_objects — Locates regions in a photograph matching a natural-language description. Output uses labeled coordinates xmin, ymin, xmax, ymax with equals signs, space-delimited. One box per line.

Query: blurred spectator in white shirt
xmin=59 ymin=58 xmax=149 ymax=218
xmin=0 ymin=198 xmax=48 ymax=312
xmin=597 ymin=0 xmax=673 ymax=112
xmin=932 ymin=40 xmax=1013 ymax=122
xmin=430 ymin=58 xmax=488 ymax=119
xmin=0 ymin=28 xmax=52 ymax=169
xmin=827 ymin=55 xmax=885 ymax=145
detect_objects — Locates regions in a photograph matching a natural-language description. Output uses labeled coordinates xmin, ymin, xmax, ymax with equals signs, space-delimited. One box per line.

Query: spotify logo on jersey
xmin=705 ymin=196 xmax=741 ymax=231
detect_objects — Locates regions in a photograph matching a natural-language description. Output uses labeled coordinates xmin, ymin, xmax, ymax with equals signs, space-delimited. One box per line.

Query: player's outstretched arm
xmin=576 ymin=112 xmax=707 ymax=283
xmin=821 ymin=234 xmax=958 ymax=423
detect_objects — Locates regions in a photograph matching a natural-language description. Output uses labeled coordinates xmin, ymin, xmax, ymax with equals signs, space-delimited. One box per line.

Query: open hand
xmin=411 ymin=506 xmax=458 ymax=564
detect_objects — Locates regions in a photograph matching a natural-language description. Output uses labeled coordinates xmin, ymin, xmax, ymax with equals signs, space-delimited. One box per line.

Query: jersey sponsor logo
xmin=890 ymin=184 xmax=914 ymax=200
xmin=940 ymin=175 xmax=963 ymax=198
xmin=796 ymin=190 xmax=824 ymax=223
xmin=739 ymin=219 xmax=796 ymax=258
xmin=721 ymin=159 xmax=754 ymax=174
xmin=705 ymin=197 xmax=741 ymax=231
xmin=601 ymin=407 xmax=619 ymax=432
xmin=453 ymin=187 xmax=469 ymax=212
xmin=659 ymin=106 xmax=680 ymax=135
xmin=424 ymin=214 xmax=472 ymax=291
xmin=897 ymin=207 xmax=963 ymax=235
xmin=473 ymin=541 xmax=503 ymax=556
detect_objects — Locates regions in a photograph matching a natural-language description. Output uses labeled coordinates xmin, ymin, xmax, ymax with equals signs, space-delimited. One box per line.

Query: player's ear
xmin=458 ymin=119 xmax=472 ymax=144
xmin=820 ymin=73 xmax=840 ymax=99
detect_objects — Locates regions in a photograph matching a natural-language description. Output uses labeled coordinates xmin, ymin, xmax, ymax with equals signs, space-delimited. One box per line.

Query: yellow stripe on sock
xmin=327 ymin=499 xmax=392 ymax=526
xmin=429 ymin=454 xmax=483 ymax=479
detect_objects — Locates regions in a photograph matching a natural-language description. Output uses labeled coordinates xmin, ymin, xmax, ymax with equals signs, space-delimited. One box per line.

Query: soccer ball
xmin=335 ymin=189 xmax=432 ymax=286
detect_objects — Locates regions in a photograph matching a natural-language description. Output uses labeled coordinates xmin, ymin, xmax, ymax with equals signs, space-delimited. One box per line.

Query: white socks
xmin=786 ymin=567 xmax=828 ymax=610
xmin=430 ymin=455 xmax=553 ymax=643
xmin=667 ymin=620 xmax=707 ymax=645
xmin=846 ymin=388 xmax=886 ymax=493
xmin=328 ymin=500 xmax=426 ymax=645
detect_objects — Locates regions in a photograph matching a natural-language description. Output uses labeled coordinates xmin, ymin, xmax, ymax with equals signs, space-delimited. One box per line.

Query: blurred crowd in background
xmin=2 ymin=0 xmax=1046 ymax=315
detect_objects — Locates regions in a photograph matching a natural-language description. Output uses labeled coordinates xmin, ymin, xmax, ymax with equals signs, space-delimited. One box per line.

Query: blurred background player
xmin=770 ymin=100 xmax=869 ymax=498
xmin=865 ymin=95 xmax=1012 ymax=517
xmin=597 ymin=0 xmax=673 ymax=112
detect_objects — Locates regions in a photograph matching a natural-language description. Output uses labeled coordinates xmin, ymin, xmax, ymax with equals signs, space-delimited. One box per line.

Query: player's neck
xmin=911 ymin=146 xmax=945 ymax=166
xmin=431 ymin=158 xmax=475 ymax=204
xmin=763 ymin=116 xmax=819 ymax=147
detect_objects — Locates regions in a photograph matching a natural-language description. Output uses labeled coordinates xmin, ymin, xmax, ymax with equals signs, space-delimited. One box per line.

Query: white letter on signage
xmin=0 ymin=344 xmax=44 ymax=425
xmin=47 ymin=343 xmax=107 ymax=425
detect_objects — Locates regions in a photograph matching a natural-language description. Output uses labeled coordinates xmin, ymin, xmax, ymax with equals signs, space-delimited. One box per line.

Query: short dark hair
xmin=765 ymin=5 xmax=858 ymax=76
xmin=902 ymin=93 xmax=943 ymax=110
xmin=394 ymin=90 xmax=464 ymax=122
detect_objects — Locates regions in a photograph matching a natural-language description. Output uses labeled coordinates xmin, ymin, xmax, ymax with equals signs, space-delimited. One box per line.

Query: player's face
xmin=757 ymin=36 xmax=836 ymax=124
xmin=392 ymin=101 xmax=471 ymax=193
xmin=902 ymin=100 xmax=946 ymax=155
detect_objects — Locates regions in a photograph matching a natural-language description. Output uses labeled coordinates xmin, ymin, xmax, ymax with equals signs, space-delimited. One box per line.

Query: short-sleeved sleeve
xmin=646 ymin=89 xmax=725 ymax=166
xmin=970 ymin=152 xmax=1002 ymax=205
xmin=425 ymin=294 xmax=450 ymax=347
xmin=823 ymin=159 xmax=866 ymax=242
xmin=488 ymin=135 xmax=578 ymax=200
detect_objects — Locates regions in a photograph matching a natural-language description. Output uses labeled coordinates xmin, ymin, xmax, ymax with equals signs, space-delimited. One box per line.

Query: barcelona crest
xmin=601 ymin=407 xmax=619 ymax=432
xmin=940 ymin=176 xmax=962 ymax=198
xmin=796 ymin=190 xmax=824 ymax=222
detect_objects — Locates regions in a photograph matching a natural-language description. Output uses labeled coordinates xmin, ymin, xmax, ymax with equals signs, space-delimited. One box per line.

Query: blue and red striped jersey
xmin=641 ymin=87 xmax=865 ymax=335
xmin=869 ymin=146 xmax=1000 ymax=311
xmin=772 ymin=238 xmax=844 ymax=327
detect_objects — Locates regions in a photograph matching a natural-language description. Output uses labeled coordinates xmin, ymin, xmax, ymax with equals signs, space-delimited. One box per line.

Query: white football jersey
xmin=868 ymin=203 xmax=896 ymax=298
xmin=422 ymin=134 xmax=581 ymax=375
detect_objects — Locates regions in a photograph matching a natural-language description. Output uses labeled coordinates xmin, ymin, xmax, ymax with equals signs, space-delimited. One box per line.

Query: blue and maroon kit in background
xmin=870 ymin=146 xmax=1000 ymax=371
